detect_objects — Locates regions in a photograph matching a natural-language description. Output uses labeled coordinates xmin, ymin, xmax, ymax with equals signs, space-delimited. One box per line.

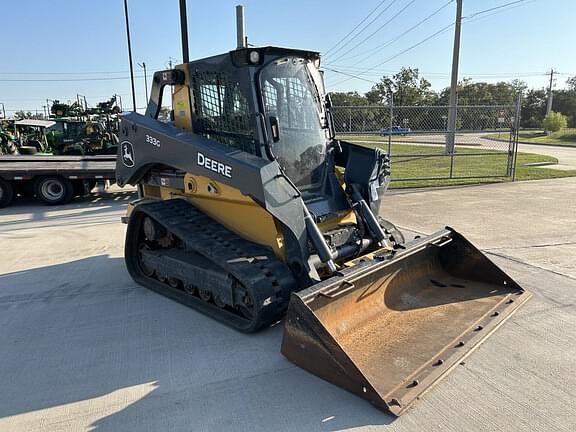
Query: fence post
xmin=448 ymin=105 xmax=455 ymax=178
xmin=511 ymin=93 xmax=522 ymax=181
xmin=348 ymin=108 xmax=352 ymax=133
xmin=388 ymin=95 xmax=393 ymax=155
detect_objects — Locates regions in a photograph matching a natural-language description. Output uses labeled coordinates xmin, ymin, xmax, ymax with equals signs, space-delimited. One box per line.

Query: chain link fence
xmin=332 ymin=104 xmax=520 ymax=183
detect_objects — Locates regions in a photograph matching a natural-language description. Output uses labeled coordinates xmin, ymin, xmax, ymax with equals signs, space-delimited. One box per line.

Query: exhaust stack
xmin=179 ymin=0 xmax=190 ymax=63
xmin=236 ymin=5 xmax=247 ymax=49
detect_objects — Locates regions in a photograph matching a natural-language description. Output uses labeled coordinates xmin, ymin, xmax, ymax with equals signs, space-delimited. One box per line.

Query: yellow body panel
xmin=317 ymin=209 xmax=357 ymax=231
xmin=173 ymin=65 xmax=193 ymax=131
xmin=141 ymin=175 xmax=286 ymax=260
xmin=137 ymin=173 xmax=363 ymax=265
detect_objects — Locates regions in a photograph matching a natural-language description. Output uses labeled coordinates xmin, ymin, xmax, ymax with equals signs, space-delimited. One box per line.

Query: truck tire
xmin=0 ymin=178 xmax=14 ymax=208
xmin=35 ymin=176 xmax=74 ymax=205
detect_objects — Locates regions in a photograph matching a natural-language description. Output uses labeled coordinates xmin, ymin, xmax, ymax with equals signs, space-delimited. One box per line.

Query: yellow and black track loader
xmin=116 ymin=46 xmax=530 ymax=415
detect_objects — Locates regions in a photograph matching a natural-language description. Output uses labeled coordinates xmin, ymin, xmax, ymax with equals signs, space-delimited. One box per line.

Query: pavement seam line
xmin=485 ymin=250 xmax=576 ymax=282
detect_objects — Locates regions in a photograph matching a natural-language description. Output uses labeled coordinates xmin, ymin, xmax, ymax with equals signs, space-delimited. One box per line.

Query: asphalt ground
xmin=0 ymin=178 xmax=575 ymax=431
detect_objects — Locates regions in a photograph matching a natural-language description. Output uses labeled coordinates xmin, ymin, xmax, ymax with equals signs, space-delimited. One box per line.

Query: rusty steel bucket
xmin=281 ymin=228 xmax=531 ymax=416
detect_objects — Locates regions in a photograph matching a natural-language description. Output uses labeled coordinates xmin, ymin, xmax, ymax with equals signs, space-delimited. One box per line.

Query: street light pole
xmin=46 ymin=99 xmax=54 ymax=118
xmin=123 ymin=0 xmax=137 ymax=112
xmin=446 ymin=0 xmax=463 ymax=154
xmin=138 ymin=62 xmax=149 ymax=103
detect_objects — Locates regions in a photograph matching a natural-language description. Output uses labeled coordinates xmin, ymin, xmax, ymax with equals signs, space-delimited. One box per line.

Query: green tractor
xmin=0 ymin=120 xmax=19 ymax=155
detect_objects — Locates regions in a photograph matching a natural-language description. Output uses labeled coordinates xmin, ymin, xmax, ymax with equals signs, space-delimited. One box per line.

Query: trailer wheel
xmin=0 ymin=178 xmax=14 ymax=208
xmin=35 ymin=176 xmax=74 ymax=205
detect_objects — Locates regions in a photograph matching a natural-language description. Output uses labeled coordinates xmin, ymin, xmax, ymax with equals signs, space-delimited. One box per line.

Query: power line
xmin=0 ymin=94 xmax=132 ymax=101
xmin=0 ymin=66 xmax=165 ymax=76
xmin=0 ymin=75 xmax=151 ymax=82
xmin=322 ymin=0 xmax=391 ymax=57
xmin=326 ymin=0 xmax=542 ymax=89
xmin=1 ymin=70 xmax=133 ymax=76
xmin=323 ymin=68 xmax=379 ymax=84
xmin=324 ymin=0 xmax=400 ymax=60
xmin=329 ymin=22 xmax=455 ymax=87
xmin=464 ymin=1 xmax=538 ymax=24
xmin=325 ymin=65 xmax=549 ymax=79
xmin=328 ymin=0 xmax=453 ymax=64
xmin=324 ymin=63 xmax=547 ymax=75
xmin=465 ymin=0 xmax=536 ymax=20
xmin=328 ymin=0 xmax=419 ymax=63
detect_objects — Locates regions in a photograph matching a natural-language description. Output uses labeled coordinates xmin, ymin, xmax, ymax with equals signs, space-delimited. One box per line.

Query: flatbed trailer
xmin=0 ymin=154 xmax=116 ymax=208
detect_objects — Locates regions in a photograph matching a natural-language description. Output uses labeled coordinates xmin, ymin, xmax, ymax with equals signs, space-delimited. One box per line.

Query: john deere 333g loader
xmin=116 ymin=46 xmax=530 ymax=415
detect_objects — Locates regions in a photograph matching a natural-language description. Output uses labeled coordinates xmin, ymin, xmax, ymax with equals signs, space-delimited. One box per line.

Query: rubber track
xmin=126 ymin=199 xmax=299 ymax=332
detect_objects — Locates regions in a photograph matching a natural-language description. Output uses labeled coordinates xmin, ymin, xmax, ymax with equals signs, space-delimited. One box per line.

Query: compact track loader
xmin=116 ymin=46 xmax=530 ymax=415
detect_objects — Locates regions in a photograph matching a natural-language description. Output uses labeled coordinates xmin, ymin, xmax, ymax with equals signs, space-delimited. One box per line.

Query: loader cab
xmin=181 ymin=47 xmax=335 ymax=199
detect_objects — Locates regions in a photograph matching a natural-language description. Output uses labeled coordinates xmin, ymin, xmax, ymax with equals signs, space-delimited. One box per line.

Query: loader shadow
xmin=0 ymin=255 xmax=394 ymax=431
xmin=0 ymin=190 xmax=136 ymax=231
xmin=4 ymin=188 xmax=136 ymax=212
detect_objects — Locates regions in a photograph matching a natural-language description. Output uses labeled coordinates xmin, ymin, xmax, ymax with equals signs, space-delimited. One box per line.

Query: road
xmin=0 ymin=180 xmax=575 ymax=431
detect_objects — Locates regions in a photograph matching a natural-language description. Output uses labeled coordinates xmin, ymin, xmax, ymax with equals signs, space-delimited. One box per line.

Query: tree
xmin=543 ymin=111 xmax=568 ymax=132
xmin=366 ymin=67 xmax=436 ymax=106
xmin=438 ymin=79 xmax=519 ymax=105
xmin=329 ymin=92 xmax=383 ymax=133
xmin=521 ymin=89 xmax=546 ymax=128
xmin=552 ymin=89 xmax=576 ymax=128
xmin=328 ymin=91 xmax=368 ymax=106
xmin=510 ymin=79 xmax=528 ymax=95
xmin=567 ymin=75 xmax=576 ymax=92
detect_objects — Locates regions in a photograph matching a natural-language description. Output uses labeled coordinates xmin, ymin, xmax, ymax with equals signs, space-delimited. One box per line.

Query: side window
xmin=191 ymin=72 xmax=256 ymax=154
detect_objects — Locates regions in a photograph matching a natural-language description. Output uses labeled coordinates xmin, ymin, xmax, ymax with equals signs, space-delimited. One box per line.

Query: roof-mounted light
xmin=249 ymin=50 xmax=260 ymax=64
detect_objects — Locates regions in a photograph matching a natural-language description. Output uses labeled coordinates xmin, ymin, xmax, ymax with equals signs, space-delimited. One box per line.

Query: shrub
xmin=543 ymin=111 xmax=568 ymax=132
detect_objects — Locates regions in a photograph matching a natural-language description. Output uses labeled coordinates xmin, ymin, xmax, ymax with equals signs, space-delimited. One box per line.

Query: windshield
xmin=259 ymin=57 xmax=328 ymax=192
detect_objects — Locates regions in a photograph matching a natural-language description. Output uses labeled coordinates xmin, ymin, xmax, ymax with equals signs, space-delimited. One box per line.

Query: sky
xmin=1 ymin=0 xmax=575 ymax=115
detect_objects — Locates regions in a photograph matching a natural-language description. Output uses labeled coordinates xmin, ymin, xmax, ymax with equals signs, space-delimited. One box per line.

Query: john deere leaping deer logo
xmin=121 ymin=141 xmax=135 ymax=167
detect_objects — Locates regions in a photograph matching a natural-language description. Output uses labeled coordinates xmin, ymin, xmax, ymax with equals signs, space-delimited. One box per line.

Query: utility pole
xmin=123 ymin=0 xmax=137 ymax=112
xmin=446 ymin=0 xmax=463 ymax=154
xmin=546 ymin=68 xmax=555 ymax=116
xmin=138 ymin=62 xmax=149 ymax=102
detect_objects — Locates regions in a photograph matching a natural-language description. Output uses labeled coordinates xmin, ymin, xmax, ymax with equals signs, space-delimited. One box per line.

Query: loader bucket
xmin=281 ymin=228 xmax=530 ymax=416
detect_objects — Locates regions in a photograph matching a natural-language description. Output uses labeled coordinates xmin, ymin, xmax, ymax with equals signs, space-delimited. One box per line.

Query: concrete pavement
xmin=516 ymin=142 xmax=576 ymax=169
xmin=0 ymin=180 xmax=575 ymax=431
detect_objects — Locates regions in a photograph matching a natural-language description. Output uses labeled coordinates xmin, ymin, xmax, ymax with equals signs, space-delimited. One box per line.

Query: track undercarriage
xmin=125 ymin=199 xmax=298 ymax=332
